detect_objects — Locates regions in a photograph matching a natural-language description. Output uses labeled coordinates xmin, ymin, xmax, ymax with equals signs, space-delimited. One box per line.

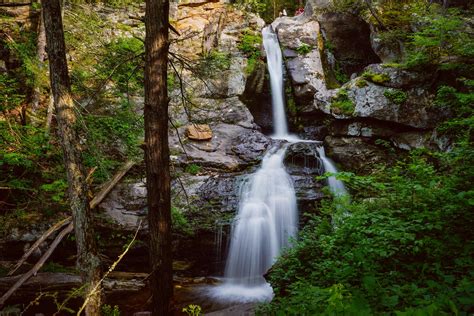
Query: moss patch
xmin=362 ymin=70 xmax=390 ymax=84
xmin=384 ymin=88 xmax=408 ymax=104
xmin=331 ymin=89 xmax=355 ymax=116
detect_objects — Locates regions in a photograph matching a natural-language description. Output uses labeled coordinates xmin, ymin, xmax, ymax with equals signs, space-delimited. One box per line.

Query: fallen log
xmin=0 ymin=272 xmax=148 ymax=300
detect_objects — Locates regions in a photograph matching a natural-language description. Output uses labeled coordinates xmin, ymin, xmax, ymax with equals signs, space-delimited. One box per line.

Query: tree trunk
xmin=32 ymin=3 xmax=46 ymax=112
xmin=42 ymin=1 xmax=102 ymax=315
xmin=144 ymin=0 xmax=173 ymax=314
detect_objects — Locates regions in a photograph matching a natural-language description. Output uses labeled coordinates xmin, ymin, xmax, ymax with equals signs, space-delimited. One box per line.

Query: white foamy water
xmin=316 ymin=146 xmax=348 ymax=196
xmin=211 ymin=147 xmax=298 ymax=301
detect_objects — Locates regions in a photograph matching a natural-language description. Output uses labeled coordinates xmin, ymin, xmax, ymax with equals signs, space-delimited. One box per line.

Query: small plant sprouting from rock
xmin=185 ymin=164 xmax=202 ymax=175
xmin=362 ymin=70 xmax=390 ymax=84
xmin=296 ymin=43 xmax=312 ymax=55
xmin=384 ymin=89 xmax=408 ymax=104
xmin=331 ymin=89 xmax=355 ymax=116
xmin=182 ymin=304 xmax=202 ymax=316
xmin=101 ymin=304 xmax=120 ymax=316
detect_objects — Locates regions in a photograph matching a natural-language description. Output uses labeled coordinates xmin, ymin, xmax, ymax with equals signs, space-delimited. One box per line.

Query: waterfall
xmin=212 ymin=26 xmax=298 ymax=302
xmin=316 ymin=146 xmax=348 ymax=197
xmin=262 ymin=26 xmax=289 ymax=138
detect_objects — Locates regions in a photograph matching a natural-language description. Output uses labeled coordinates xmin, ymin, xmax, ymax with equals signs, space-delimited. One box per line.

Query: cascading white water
xmin=212 ymin=26 xmax=298 ymax=302
xmin=262 ymin=26 xmax=289 ymax=138
xmin=316 ymin=146 xmax=348 ymax=196
xmin=214 ymin=146 xmax=298 ymax=301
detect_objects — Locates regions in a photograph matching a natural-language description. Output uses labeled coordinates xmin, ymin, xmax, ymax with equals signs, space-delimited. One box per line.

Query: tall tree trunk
xmin=42 ymin=1 xmax=102 ymax=315
xmin=144 ymin=0 xmax=173 ymax=314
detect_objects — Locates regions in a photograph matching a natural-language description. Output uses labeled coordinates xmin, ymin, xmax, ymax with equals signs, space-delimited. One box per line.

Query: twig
xmin=76 ymin=221 xmax=142 ymax=315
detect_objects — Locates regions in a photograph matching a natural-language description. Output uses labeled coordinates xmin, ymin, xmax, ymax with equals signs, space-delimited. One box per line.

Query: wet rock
xmin=206 ymin=302 xmax=257 ymax=316
xmin=197 ymin=174 xmax=244 ymax=212
xmin=284 ymin=142 xmax=324 ymax=175
xmin=318 ymin=12 xmax=380 ymax=75
xmin=324 ymin=136 xmax=392 ymax=173
xmin=240 ymin=61 xmax=274 ymax=133
xmin=231 ymin=129 xmax=272 ymax=162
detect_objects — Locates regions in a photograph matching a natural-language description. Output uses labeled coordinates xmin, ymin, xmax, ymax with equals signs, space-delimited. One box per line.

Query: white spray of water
xmin=316 ymin=146 xmax=348 ymax=196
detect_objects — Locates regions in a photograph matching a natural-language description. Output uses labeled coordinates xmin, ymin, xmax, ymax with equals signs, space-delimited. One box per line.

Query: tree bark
xmin=144 ymin=0 xmax=173 ymax=314
xmin=42 ymin=1 xmax=102 ymax=315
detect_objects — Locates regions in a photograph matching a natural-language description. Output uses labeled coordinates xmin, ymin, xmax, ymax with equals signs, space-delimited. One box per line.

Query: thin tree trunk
xmin=42 ymin=1 xmax=102 ymax=315
xmin=144 ymin=0 xmax=173 ymax=314
xmin=45 ymin=94 xmax=54 ymax=132
xmin=32 ymin=3 xmax=46 ymax=112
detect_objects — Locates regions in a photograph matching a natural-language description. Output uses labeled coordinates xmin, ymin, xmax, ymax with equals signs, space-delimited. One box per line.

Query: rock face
xmin=273 ymin=16 xmax=336 ymax=109
xmin=273 ymin=11 xmax=448 ymax=173
xmin=318 ymin=12 xmax=380 ymax=76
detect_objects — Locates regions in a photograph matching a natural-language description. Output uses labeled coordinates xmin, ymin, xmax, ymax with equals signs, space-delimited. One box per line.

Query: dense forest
xmin=0 ymin=0 xmax=473 ymax=315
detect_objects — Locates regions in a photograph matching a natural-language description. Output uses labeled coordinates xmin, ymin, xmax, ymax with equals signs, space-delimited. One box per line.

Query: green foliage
xmin=238 ymin=31 xmax=262 ymax=75
xmin=296 ymin=43 xmax=312 ymax=55
xmin=185 ymin=164 xmax=202 ymax=175
xmin=83 ymin=101 xmax=143 ymax=183
xmin=331 ymin=89 xmax=354 ymax=115
xmin=239 ymin=31 xmax=262 ymax=56
xmin=362 ymin=70 xmax=390 ymax=84
xmin=40 ymin=179 xmax=68 ymax=204
xmin=172 ymin=206 xmax=194 ymax=237
xmin=101 ymin=304 xmax=120 ymax=316
xmin=263 ymin=145 xmax=474 ymax=314
xmin=435 ymin=83 xmax=474 ymax=140
xmin=334 ymin=63 xmax=349 ymax=84
xmin=0 ymin=74 xmax=24 ymax=112
xmin=198 ymin=50 xmax=232 ymax=77
xmin=96 ymin=37 xmax=144 ymax=94
xmin=404 ymin=10 xmax=474 ymax=69
xmin=384 ymin=88 xmax=408 ymax=104
xmin=182 ymin=304 xmax=202 ymax=316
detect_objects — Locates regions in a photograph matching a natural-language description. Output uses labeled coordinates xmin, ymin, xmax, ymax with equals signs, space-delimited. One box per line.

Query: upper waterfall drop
xmin=262 ymin=26 xmax=289 ymax=139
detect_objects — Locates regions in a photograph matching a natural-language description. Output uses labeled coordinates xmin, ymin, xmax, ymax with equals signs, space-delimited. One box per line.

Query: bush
xmin=262 ymin=147 xmax=474 ymax=315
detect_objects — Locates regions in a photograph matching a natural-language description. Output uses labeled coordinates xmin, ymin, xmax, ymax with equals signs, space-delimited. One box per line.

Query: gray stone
xmin=324 ymin=136 xmax=392 ymax=173
xmin=363 ymin=64 xmax=432 ymax=89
